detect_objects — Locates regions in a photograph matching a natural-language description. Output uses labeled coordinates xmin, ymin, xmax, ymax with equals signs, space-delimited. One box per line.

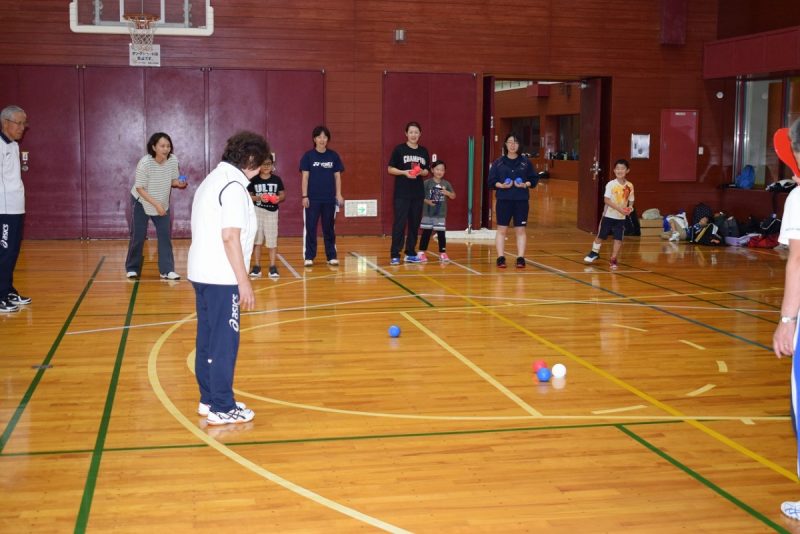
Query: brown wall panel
xmin=84 ymin=67 xmax=145 ymax=239
xmin=16 ymin=66 xmax=82 ymax=239
xmin=0 ymin=0 xmax=733 ymax=233
xmin=144 ymin=67 xmax=206 ymax=238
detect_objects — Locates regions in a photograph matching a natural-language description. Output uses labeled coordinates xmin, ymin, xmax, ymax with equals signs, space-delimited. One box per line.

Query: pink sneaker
xmin=440 ymin=253 xmax=450 ymax=262
xmin=417 ymin=252 xmax=428 ymax=262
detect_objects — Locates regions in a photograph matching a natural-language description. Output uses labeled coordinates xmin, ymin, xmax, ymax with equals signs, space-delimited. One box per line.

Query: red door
xmin=208 ymin=69 xmax=323 ymax=237
xmin=15 ymin=66 xmax=82 ymax=238
xmin=84 ymin=67 xmax=146 ymax=238
xmin=264 ymin=70 xmax=324 ymax=237
xmin=144 ymin=67 xmax=206 ymax=238
xmin=381 ymin=73 xmax=477 ymax=235
xmin=577 ymin=78 xmax=610 ymax=232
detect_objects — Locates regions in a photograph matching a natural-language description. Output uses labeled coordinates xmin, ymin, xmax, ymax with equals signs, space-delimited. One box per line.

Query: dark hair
xmin=614 ymin=158 xmax=631 ymax=169
xmin=147 ymin=132 xmax=173 ymax=158
xmin=430 ymin=160 xmax=446 ymax=170
xmin=790 ymin=118 xmax=800 ymax=153
xmin=221 ymin=131 xmax=270 ymax=171
xmin=502 ymin=133 xmax=522 ymax=156
xmin=405 ymin=121 xmax=422 ymax=133
xmin=312 ymin=125 xmax=331 ymax=142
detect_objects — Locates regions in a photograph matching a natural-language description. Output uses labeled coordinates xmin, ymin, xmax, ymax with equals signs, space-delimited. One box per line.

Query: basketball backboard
xmin=69 ymin=0 xmax=214 ymax=36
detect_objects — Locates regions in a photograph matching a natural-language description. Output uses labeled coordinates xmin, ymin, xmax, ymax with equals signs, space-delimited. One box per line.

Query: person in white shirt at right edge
xmin=772 ymin=117 xmax=800 ymax=521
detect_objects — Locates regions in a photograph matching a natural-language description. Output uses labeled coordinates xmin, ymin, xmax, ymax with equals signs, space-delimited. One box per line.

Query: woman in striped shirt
xmin=125 ymin=132 xmax=187 ymax=280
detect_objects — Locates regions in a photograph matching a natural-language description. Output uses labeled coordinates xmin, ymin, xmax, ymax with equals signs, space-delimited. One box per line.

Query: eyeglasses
xmin=3 ymin=118 xmax=28 ymax=128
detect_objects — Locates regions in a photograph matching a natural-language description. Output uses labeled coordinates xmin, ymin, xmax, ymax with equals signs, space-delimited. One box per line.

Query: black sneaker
xmin=7 ymin=292 xmax=31 ymax=305
xmin=496 ymin=256 xmax=507 ymax=269
xmin=249 ymin=265 xmax=262 ymax=278
xmin=268 ymin=265 xmax=279 ymax=279
xmin=516 ymin=257 xmax=526 ymax=269
xmin=0 ymin=299 xmax=19 ymax=313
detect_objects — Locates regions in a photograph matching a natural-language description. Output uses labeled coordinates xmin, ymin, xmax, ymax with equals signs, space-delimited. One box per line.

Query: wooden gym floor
xmin=2 ymin=179 xmax=799 ymax=532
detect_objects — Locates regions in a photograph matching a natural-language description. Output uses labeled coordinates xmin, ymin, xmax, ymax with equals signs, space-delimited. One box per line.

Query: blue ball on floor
xmin=389 ymin=325 xmax=401 ymax=338
xmin=536 ymin=367 xmax=552 ymax=382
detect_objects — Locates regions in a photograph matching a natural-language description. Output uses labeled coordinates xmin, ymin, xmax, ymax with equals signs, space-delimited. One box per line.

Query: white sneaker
xmin=327 ymin=258 xmax=339 ymax=266
xmin=126 ymin=271 xmax=138 ymax=279
xmin=198 ymin=401 xmax=246 ymax=416
xmin=782 ymin=501 xmax=800 ymax=520
xmin=304 ymin=259 xmax=313 ymax=267
xmin=160 ymin=271 xmax=181 ymax=280
xmin=669 ymin=231 xmax=680 ymax=242
xmin=207 ymin=406 xmax=255 ymax=425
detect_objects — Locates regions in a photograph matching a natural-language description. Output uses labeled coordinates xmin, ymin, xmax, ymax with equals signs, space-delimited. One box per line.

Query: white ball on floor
xmin=552 ymin=363 xmax=567 ymax=378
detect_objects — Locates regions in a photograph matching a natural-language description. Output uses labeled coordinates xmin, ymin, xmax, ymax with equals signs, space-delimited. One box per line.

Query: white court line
xmin=66 ymin=293 xmax=418 ymax=336
xmin=679 ymin=339 xmax=706 ymax=350
xmin=687 ymin=384 xmax=716 ymax=397
xmin=278 ymin=253 xmax=301 ymax=278
xmin=717 ymin=360 xmax=728 ymax=373
xmin=69 ymin=285 xmax=783 ymax=336
xmin=612 ymin=323 xmax=647 ymax=332
xmin=521 ymin=257 xmax=566 ymax=274
xmin=426 ymin=251 xmax=482 ymax=274
xmin=350 ymin=252 xmax=394 ymax=277
xmin=149 ymin=322 xmax=410 ymax=533
xmin=528 ymin=313 xmax=569 ymax=320
xmin=402 ymin=311 xmax=543 ymax=417
xmin=592 ymin=405 xmax=647 ymax=414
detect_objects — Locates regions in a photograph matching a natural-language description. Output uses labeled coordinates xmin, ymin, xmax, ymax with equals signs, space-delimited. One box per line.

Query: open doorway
xmin=481 ymin=77 xmax=609 ymax=232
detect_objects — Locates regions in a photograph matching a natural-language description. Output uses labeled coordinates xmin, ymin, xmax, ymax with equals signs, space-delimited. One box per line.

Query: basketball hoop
xmin=124 ymin=13 xmax=158 ymax=53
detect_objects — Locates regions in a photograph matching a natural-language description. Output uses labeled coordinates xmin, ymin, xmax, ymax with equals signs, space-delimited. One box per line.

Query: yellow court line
xmin=686 ymin=384 xmax=716 ymax=397
xmin=528 ymin=313 xmax=570 ymax=320
xmin=612 ymin=323 xmax=647 ymax=332
xmin=420 ymin=275 xmax=799 ymax=483
xmin=717 ymin=360 xmax=728 ymax=373
xmin=679 ymin=339 xmax=706 ymax=350
xmin=186 ymin=348 xmax=786 ymax=423
xmin=401 ymin=312 xmax=543 ymax=417
xmin=148 ymin=316 xmax=410 ymax=534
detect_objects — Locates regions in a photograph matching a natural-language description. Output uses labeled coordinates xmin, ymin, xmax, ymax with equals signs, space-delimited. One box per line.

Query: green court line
xmin=617 ymin=424 xmax=789 ymax=533
xmin=349 ymin=252 xmax=434 ymax=307
xmin=543 ymin=251 xmax=772 ymax=351
xmin=4 ymin=419 xmax=680 ymax=457
xmin=590 ymin=254 xmax=780 ymax=324
xmin=0 ymin=258 xmax=105 ymax=454
xmin=654 ymin=269 xmax=780 ymax=312
xmin=74 ymin=280 xmax=139 ymax=534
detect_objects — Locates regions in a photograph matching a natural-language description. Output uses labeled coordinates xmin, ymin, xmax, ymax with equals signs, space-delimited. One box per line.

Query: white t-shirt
xmin=1 ymin=135 xmax=24 ymax=214
xmin=187 ymin=161 xmax=256 ymax=285
xmin=779 ymin=187 xmax=800 ymax=246
xmin=603 ymin=178 xmax=635 ymax=220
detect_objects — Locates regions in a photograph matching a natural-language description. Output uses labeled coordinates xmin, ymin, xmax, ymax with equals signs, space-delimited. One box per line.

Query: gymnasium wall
xmin=0 ymin=0 xmax=732 ymax=236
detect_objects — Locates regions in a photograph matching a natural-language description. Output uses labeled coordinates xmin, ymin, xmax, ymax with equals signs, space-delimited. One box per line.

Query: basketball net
xmin=124 ymin=13 xmax=158 ymax=53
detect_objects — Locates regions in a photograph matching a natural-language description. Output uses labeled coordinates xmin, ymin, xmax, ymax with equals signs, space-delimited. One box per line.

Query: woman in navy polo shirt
xmin=299 ymin=125 xmax=344 ymax=267
xmin=488 ymin=133 xmax=538 ymax=269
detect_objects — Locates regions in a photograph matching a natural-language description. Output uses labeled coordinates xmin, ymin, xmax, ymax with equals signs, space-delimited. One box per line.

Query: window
xmin=509 ymin=116 xmax=540 ymax=157
xmin=554 ymin=114 xmax=580 ymax=160
xmin=737 ymin=77 xmax=800 ymax=186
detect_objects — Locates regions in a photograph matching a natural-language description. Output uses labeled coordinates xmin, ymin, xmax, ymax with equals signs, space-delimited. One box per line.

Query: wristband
xmin=780 ymin=316 xmax=797 ymax=324
xmin=302 ymin=195 xmax=308 ymax=198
